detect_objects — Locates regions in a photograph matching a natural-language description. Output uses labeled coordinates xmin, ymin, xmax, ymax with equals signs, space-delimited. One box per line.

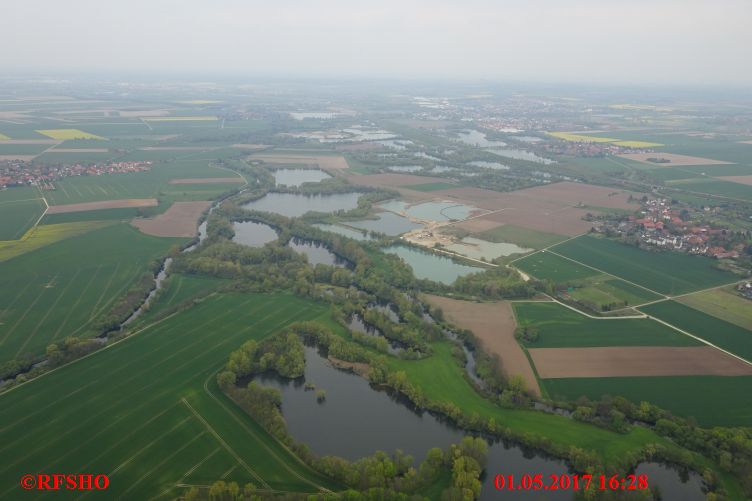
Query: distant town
xmin=0 ymin=160 xmax=152 ymax=190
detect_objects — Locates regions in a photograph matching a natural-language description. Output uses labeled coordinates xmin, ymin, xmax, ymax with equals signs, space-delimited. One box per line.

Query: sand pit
xmin=47 ymin=198 xmax=158 ymax=214
xmin=718 ymin=175 xmax=752 ymax=186
xmin=618 ymin=152 xmax=732 ymax=166
xmin=251 ymin=154 xmax=349 ymax=171
xmin=131 ymin=201 xmax=210 ymax=237
xmin=168 ymin=177 xmax=243 ymax=185
xmin=423 ymin=294 xmax=540 ymax=396
xmin=530 ymin=346 xmax=752 ymax=378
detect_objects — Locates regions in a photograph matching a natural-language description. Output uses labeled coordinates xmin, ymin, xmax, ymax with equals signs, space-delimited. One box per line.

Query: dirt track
xmin=530 ymin=346 xmax=752 ymax=378
xmin=423 ymin=294 xmax=541 ymax=396
xmin=47 ymin=198 xmax=158 ymax=214
xmin=131 ymin=201 xmax=210 ymax=237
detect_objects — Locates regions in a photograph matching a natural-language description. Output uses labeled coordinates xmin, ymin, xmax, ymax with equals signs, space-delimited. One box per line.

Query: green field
xmin=667 ymin=178 xmax=752 ymax=201
xmin=406 ymin=182 xmax=457 ymax=192
xmin=0 ymin=224 xmax=177 ymax=364
xmin=640 ymin=301 xmax=752 ymax=362
xmin=0 ymin=293 xmax=340 ymax=499
xmin=135 ymin=273 xmax=227 ymax=325
xmin=0 ymin=197 xmax=46 ymax=240
xmin=475 ymin=224 xmax=566 ymax=249
xmin=678 ymin=287 xmax=752 ymax=331
xmin=552 ymin=235 xmax=736 ymax=295
xmin=544 ymin=376 xmax=752 ymax=427
xmin=387 ymin=342 xmax=691 ymax=463
xmin=514 ymin=250 xmax=599 ymax=282
xmin=513 ymin=302 xmax=699 ymax=347
xmin=568 ymin=276 xmax=662 ymax=310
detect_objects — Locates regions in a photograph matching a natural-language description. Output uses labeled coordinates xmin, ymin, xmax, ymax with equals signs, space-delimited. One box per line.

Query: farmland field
xmin=475 ymin=224 xmax=567 ymax=249
xmin=0 ymin=196 xmax=46 ymax=240
xmin=514 ymin=250 xmax=599 ymax=282
xmin=640 ymin=301 xmax=752 ymax=362
xmin=406 ymin=182 xmax=458 ymax=192
xmin=0 ymin=221 xmax=113 ymax=262
xmin=0 ymin=293 xmax=340 ymax=499
xmin=513 ymin=302 xmax=700 ymax=348
xmin=678 ymin=287 xmax=752 ymax=331
xmin=36 ymin=129 xmax=106 ymax=140
xmin=0 ymin=224 xmax=178 ymax=364
xmin=544 ymin=376 xmax=752 ymax=427
xmin=551 ymin=235 xmax=737 ymax=295
xmin=567 ymin=276 xmax=662 ymax=309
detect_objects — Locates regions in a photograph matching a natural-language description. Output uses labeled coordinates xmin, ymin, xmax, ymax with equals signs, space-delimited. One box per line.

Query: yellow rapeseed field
xmin=0 ymin=133 xmax=10 ymax=140
xmin=36 ymin=129 xmax=106 ymax=140
xmin=0 ymin=221 xmax=113 ymax=262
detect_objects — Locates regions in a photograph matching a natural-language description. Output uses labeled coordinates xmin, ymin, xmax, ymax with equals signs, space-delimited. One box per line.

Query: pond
xmin=379 ymin=200 xmax=482 ymax=222
xmin=446 ymin=237 xmax=533 ymax=260
xmin=290 ymin=112 xmax=337 ymax=120
xmin=288 ymin=238 xmax=348 ymax=267
xmin=242 ymin=192 xmax=361 ymax=218
xmin=347 ymin=314 xmax=402 ymax=355
xmin=273 ymin=168 xmax=331 ymax=187
xmin=467 ymin=161 xmax=510 ymax=171
xmin=488 ymin=147 xmax=555 ymax=165
xmin=231 ymin=221 xmax=278 ymax=247
xmin=257 ymin=345 xmax=465 ymax=461
xmin=429 ymin=166 xmax=454 ymax=173
xmin=312 ymin=223 xmax=372 ymax=241
xmin=375 ymin=139 xmax=414 ymax=150
xmin=348 ymin=212 xmax=422 ymax=236
xmin=635 ymin=463 xmax=705 ymax=501
xmin=383 ymin=245 xmax=483 ymax=284
xmin=456 ymin=130 xmax=507 ymax=148
xmin=387 ymin=165 xmax=423 ymax=173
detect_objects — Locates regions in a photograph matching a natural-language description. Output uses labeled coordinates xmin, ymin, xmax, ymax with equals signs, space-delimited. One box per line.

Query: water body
xmin=288 ymin=238 xmax=347 ymax=267
xmin=635 ymin=463 xmax=705 ymax=501
xmin=312 ymin=224 xmax=372 ymax=241
xmin=414 ymin=151 xmax=442 ymax=161
xmin=375 ymin=139 xmax=414 ymax=150
xmin=447 ymin=237 xmax=533 ymax=261
xmin=488 ymin=148 xmax=555 ymax=165
xmin=429 ymin=166 xmax=454 ymax=173
xmin=342 ymin=127 xmax=397 ymax=142
xmin=383 ymin=245 xmax=482 ymax=284
xmin=348 ymin=212 xmax=422 ymax=236
xmin=387 ymin=165 xmax=423 ymax=173
xmin=379 ymin=200 xmax=480 ymax=222
xmin=456 ymin=130 xmax=507 ymax=148
xmin=347 ymin=314 xmax=402 ymax=355
xmin=242 ymin=192 xmax=361 ymax=218
xmin=290 ymin=112 xmax=337 ymax=120
xmin=273 ymin=168 xmax=331 ymax=187
xmin=467 ymin=161 xmax=510 ymax=171
xmin=231 ymin=221 xmax=278 ymax=247
xmin=515 ymin=136 xmax=543 ymax=143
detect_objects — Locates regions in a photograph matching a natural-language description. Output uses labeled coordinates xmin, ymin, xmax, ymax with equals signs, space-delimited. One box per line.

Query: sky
xmin=2 ymin=0 xmax=751 ymax=85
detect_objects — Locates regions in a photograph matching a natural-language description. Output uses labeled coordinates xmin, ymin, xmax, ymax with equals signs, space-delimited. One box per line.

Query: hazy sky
xmin=3 ymin=0 xmax=751 ymax=85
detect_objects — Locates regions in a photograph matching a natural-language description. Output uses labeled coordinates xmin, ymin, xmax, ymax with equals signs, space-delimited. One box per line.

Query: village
xmin=0 ymin=160 xmax=152 ymax=190
xmin=592 ymin=197 xmax=748 ymax=260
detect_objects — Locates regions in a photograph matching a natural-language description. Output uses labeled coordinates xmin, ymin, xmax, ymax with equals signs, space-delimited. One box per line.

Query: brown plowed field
xmin=351 ymin=173 xmax=449 ymax=188
xmin=168 ymin=177 xmax=243 ymax=184
xmin=618 ymin=152 xmax=732 ymax=166
xmin=47 ymin=198 xmax=158 ymax=214
xmin=422 ymin=294 xmax=540 ymax=396
xmin=718 ymin=176 xmax=752 ymax=186
xmin=530 ymin=346 xmax=752 ymax=378
xmin=131 ymin=201 xmax=210 ymax=237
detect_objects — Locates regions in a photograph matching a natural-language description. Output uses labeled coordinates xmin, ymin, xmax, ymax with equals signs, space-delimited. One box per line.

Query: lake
xmin=242 ymin=192 xmax=361 ymax=218
xmin=348 ymin=212 xmax=422 ymax=236
xmin=231 ymin=221 xmax=278 ymax=247
xmin=467 ymin=161 xmax=510 ymax=171
xmin=456 ymin=130 xmax=507 ymax=148
xmin=290 ymin=112 xmax=337 ymax=120
xmin=273 ymin=168 xmax=331 ymax=187
xmin=379 ymin=200 xmax=481 ymax=222
xmin=288 ymin=238 xmax=348 ymax=267
xmin=312 ymin=223 xmax=372 ymax=241
xmin=387 ymin=165 xmax=423 ymax=173
xmin=383 ymin=245 xmax=482 ymax=284
xmin=446 ymin=237 xmax=533 ymax=260
xmin=488 ymin=148 xmax=555 ymax=164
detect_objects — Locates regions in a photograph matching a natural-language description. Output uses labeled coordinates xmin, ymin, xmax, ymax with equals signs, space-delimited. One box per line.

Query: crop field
xmin=132 ymin=201 xmax=211 ymax=237
xmin=134 ymin=273 xmax=227 ymax=325
xmin=44 ymin=161 xmax=238 ymax=205
xmin=407 ymin=182 xmax=458 ymax=192
xmin=544 ymin=376 xmax=752 ymax=427
xmin=666 ymin=178 xmax=752 ymax=200
xmin=618 ymin=152 xmax=731 ymax=166
xmin=567 ymin=276 xmax=662 ymax=309
xmin=143 ymin=116 xmax=219 ymax=122
xmin=514 ymin=250 xmax=599 ymax=282
xmin=46 ymin=198 xmax=158 ymax=214
xmin=0 ymin=197 xmax=46 ymax=240
xmin=0 ymin=224 xmax=177 ymax=364
xmin=513 ymin=302 xmax=699 ymax=348
xmin=640 ymin=301 xmax=752 ymax=362
xmin=0 ymin=221 xmax=113 ymax=262
xmin=678 ymin=287 xmax=752 ymax=331
xmin=474 ymin=224 xmax=566 ymax=249
xmin=35 ymin=129 xmax=107 ymax=140
xmin=547 ymin=132 xmax=663 ymax=148
xmin=0 ymin=293 xmax=340 ymax=499
xmin=551 ymin=235 xmax=736 ymax=295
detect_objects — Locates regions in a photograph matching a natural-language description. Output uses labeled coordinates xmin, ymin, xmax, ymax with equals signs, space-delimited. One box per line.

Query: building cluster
xmin=737 ymin=282 xmax=752 ymax=300
xmin=0 ymin=160 xmax=152 ymax=189
xmin=594 ymin=197 xmax=744 ymax=259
